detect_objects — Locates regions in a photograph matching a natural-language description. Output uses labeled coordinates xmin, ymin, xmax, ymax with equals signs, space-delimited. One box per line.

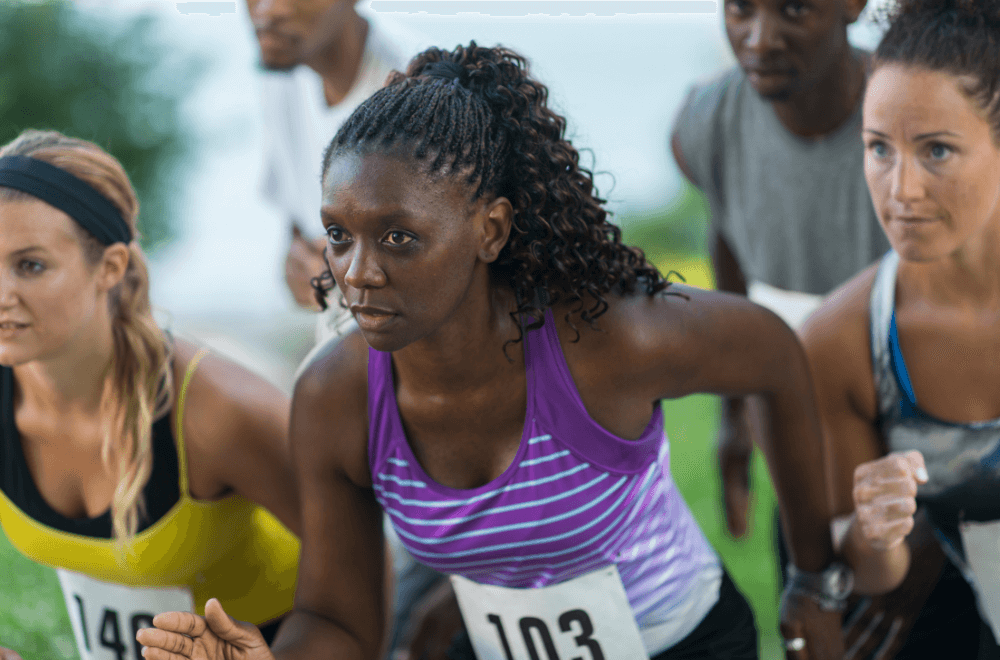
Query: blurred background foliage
xmin=619 ymin=181 xmax=710 ymax=261
xmin=0 ymin=0 xmax=204 ymax=253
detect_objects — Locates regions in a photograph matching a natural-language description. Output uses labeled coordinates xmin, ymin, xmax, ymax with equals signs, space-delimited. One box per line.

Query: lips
xmin=350 ymin=305 xmax=397 ymax=332
xmin=256 ymin=30 xmax=296 ymax=51
xmin=893 ymin=216 xmax=938 ymax=224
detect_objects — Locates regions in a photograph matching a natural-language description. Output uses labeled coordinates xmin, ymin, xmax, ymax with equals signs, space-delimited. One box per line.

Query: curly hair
xmin=313 ymin=42 xmax=670 ymax=346
xmin=873 ymin=0 xmax=1000 ymax=142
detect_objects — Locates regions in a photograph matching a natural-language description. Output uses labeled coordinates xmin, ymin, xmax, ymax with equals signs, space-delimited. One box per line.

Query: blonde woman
xmin=0 ymin=130 xmax=300 ymax=660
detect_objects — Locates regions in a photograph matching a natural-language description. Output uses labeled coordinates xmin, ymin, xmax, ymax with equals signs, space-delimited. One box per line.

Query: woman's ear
xmin=96 ymin=243 xmax=130 ymax=292
xmin=478 ymin=197 xmax=513 ymax=264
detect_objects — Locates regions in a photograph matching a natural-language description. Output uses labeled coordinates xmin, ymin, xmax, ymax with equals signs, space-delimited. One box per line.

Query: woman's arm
xmin=270 ymin=331 xmax=386 ymax=660
xmin=172 ymin=340 xmax=300 ymax=536
xmin=799 ymin=274 xmax=915 ymax=594
xmin=142 ymin=333 xmax=386 ymax=660
xmin=602 ymin=284 xmax=837 ymax=572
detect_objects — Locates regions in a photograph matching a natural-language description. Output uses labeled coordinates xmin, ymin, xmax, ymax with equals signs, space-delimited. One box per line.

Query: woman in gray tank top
xmin=800 ymin=0 xmax=1000 ymax=657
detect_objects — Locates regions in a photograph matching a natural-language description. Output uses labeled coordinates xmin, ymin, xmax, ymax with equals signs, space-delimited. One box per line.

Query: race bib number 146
xmin=56 ymin=569 xmax=195 ymax=660
xmin=451 ymin=566 xmax=650 ymax=660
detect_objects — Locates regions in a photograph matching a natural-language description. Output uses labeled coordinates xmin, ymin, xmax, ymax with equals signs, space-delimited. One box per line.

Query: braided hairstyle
xmin=874 ymin=0 xmax=1000 ymax=142
xmin=314 ymin=42 xmax=669 ymax=345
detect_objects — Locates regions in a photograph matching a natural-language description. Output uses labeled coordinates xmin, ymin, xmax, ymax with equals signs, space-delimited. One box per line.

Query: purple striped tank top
xmin=368 ymin=309 xmax=721 ymax=650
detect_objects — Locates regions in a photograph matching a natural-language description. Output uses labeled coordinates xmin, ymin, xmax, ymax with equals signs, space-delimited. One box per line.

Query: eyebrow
xmin=320 ymin=208 xmax=416 ymax=226
xmin=11 ymin=246 xmax=46 ymax=256
xmin=863 ymin=129 xmax=962 ymax=141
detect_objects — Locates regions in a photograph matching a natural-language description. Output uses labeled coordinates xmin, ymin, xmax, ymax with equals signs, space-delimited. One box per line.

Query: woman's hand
xmin=853 ymin=451 xmax=927 ymax=551
xmin=136 ymin=599 xmax=274 ymax=660
xmin=778 ymin=590 xmax=845 ymax=660
xmin=0 ymin=646 xmax=24 ymax=660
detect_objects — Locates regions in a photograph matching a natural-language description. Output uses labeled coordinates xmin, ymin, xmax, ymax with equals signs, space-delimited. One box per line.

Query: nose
xmin=0 ymin=270 xmax=17 ymax=309
xmin=249 ymin=0 xmax=291 ymax=26
xmin=745 ymin=13 xmax=785 ymax=54
xmin=890 ymin=156 xmax=926 ymax=205
xmin=343 ymin=243 xmax=387 ymax=291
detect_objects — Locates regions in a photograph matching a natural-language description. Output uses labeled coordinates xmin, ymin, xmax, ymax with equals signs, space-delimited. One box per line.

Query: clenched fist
xmin=853 ymin=450 xmax=928 ymax=551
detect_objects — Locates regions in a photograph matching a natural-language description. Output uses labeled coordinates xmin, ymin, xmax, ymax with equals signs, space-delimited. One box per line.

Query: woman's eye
xmin=18 ymin=260 xmax=44 ymax=275
xmin=726 ymin=0 xmax=752 ymax=16
xmin=784 ymin=0 xmax=808 ymax=18
xmin=385 ymin=231 xmax=414 ymax=246
xmin=928 ymin=143 xmax=952 ymax=161
xmin=868 ymin=141 xmax=890 ymax=159
xmin=327 ymin=227 xmax=346 ymax=243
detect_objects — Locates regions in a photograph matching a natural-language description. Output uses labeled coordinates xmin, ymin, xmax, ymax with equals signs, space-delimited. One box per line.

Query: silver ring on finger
xmin=784 ymin=637 xmax=806 ymax=652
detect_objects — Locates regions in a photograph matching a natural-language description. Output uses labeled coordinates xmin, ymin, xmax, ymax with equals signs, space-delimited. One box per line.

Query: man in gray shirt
xmin=668 ymin=1 xmax=936 ymax=657
xmin=671 ymin=0 xmax=886 ymax=536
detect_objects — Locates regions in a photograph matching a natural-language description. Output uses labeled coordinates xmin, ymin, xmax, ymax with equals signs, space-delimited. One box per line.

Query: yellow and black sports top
xmin=0 ymin=349 xmax=300 ymax=625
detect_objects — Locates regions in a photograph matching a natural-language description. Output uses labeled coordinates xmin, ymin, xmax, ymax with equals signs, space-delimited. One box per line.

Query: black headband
xmin=0 ymin=155 xmax=132 ymax=245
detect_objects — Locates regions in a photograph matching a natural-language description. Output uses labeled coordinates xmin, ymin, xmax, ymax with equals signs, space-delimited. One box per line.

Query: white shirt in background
xmin=257 ymin=8 xmax=427 ymax=344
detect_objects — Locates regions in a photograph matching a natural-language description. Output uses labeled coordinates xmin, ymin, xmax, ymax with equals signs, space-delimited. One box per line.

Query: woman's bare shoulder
xmin=291 ymin=329 xmax=373 ymax=487
xmin=800 ymin=263 xmax=882 ymax=421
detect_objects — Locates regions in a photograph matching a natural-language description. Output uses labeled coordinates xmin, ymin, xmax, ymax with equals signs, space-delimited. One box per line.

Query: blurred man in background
xmin=670 ymin=1 xmax=949 ymax=657
xmin=250 ymin=0 xmax=422 ymax=340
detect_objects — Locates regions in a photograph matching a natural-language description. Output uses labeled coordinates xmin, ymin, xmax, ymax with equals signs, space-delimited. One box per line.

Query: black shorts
xmin=445 ymin=570 xmax=758 ymax=660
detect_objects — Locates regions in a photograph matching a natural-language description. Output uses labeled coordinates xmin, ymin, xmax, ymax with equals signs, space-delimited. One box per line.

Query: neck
xmin=902 ymin=223 xmax=1000 ymax=310
xmin=770 ymin=48 xmax=868 ymax=139
xmin=391 ymin=283 xmax=524 ymax=396
xmin=13 ymin=313 xmax=115 ymax=415
xmin=305 ymin=10 xmax=370 ymax=108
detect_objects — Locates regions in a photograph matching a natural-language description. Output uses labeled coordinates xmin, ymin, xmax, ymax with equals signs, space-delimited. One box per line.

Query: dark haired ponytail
xmin=874 ymin=0 xmax=1000 ymax=141
xmin=316 ymin=42 xmax=668 ymax=346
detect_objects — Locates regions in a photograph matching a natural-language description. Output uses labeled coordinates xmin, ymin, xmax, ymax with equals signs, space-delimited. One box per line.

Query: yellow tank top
xmin=0 ymin=348 xmax=299 ymax=624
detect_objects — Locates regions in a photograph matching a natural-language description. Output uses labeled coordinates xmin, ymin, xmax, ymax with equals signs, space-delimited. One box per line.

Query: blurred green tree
xmin=619 ymin=181 xmax=710 ymax=261
xmin=0 ymin=0 xmax=203 ymax=253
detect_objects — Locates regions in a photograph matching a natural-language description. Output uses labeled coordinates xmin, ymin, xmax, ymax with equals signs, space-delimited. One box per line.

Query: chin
xmin=360 ymin=332 xmax=411 ymax=354
xmin=0 ymin=345 xmax=38 ymax=368
xmin=751 ymin=82 xmax=795 ymax=102
xmin=258 ymin=57 xmax=299 ymax=73
xmin=888 ymin=237 xmax=952 ymax=264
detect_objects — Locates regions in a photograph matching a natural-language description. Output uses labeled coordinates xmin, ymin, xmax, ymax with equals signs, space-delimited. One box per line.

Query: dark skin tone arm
xmin=671 ymin=126 xmax=758 ymax=541
xmin=138 ymin=283 xmax=840 ymax=660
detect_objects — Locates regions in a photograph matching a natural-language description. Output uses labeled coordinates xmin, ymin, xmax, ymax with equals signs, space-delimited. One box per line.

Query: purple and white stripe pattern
xmin=367 ymin=308 xmax=718 ymax=631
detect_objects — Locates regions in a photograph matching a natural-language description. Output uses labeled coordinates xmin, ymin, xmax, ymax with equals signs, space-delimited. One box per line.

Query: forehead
xmin=728 ymin=0 xmax=844 ymax=15
xmin=0 ymin=198 xmax=82 ymax=251
xmin=864 ymin=64 xmax=991 ymax=135
xmin=321 ymin=150 xmax=475 ymax=218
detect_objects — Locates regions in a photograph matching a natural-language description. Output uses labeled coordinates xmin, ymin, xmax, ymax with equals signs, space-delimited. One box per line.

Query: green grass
xmin=0 ymin=252 xmax=784 ymax=659
xmin=0 ymin=529 xmax=78 ymax=658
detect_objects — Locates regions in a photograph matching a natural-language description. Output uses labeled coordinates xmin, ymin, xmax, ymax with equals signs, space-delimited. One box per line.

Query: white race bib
xmin=960 ymin=520 xmax=1000 ymax=643
xmin=56 ymin=569 xmax=195 ymax=660
xmin=451 ymin=566 xmax=649 ymax=660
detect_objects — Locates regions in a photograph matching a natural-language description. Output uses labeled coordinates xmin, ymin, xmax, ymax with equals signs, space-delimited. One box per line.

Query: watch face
xmin=825 ymin=565 xmax=852 ymax=597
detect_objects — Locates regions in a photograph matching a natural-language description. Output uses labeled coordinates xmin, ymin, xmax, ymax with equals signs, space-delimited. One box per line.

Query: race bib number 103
xmin=56 ymin=569 xmax=195 ymax=660
xmin=451 ymin=566 xmax=650 ymax=660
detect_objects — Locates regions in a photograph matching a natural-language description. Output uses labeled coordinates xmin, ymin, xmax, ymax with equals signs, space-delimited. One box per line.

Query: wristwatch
xmin=785 ymin=562 xmax=854 ymax=611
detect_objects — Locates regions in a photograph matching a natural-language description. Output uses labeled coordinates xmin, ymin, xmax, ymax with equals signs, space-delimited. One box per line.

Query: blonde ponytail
xmin=0 ymin=129 xmax=172 ymax=541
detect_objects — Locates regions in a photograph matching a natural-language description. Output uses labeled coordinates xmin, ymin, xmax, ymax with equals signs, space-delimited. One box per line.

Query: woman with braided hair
xmin=142 ymin=43 xmax=845 ymax=660
xmin=797 ymin=0 xmax=1000 ymax=657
